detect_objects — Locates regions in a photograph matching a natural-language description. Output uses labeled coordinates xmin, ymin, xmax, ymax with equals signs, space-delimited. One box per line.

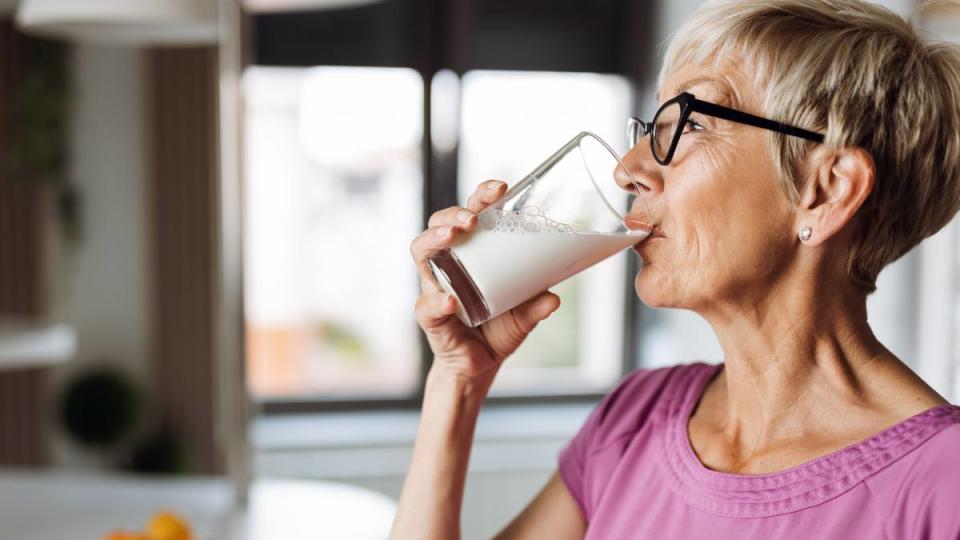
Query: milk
xmin=429 ymin=207 xmax=648 ymax=326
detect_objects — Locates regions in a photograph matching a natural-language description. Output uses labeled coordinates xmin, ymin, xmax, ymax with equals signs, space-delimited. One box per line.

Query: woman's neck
xmin=694 ymin=270 xmax=929 ymax=461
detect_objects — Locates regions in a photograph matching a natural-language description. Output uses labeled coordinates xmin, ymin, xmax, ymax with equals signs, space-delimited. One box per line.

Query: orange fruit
xmin=103 ymin=532 xmax=147 ymax=540
xmin=145 ymin=511 xmax=193 ymax=540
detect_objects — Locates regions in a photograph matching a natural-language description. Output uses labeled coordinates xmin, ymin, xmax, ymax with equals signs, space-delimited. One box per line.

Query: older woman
xmin=392 ymin=0 xmax=960 ymax=538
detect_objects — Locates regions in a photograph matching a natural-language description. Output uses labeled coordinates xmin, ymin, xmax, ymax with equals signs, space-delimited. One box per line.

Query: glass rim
xmin=574 ymin=130 xmax=650 ymax=224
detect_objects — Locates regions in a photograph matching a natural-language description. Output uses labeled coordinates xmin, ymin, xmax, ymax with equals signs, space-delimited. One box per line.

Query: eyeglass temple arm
xmin=691 ymin=98 xmax=825 ymax=143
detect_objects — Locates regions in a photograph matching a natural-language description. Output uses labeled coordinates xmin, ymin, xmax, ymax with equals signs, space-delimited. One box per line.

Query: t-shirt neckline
xmin=662 ymin=362 xmax=960 ymax=518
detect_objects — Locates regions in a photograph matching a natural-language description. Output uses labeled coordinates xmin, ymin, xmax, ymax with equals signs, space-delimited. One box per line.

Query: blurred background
xmin=0 ymin=0 xmax=957 ymax=538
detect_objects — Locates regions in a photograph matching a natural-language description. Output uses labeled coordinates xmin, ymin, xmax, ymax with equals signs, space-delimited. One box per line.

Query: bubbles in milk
xmin=478 ymin=207 xmax=575 ymax=234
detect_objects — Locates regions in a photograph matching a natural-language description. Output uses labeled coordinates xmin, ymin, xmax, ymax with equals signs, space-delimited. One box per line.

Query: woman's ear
xmin=795 ymin=147 xmax=875 ymax=246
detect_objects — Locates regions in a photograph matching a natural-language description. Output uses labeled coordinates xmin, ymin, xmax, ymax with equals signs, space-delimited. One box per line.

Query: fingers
xmin=414 ymin=205 xmax=482 ymax=268
xmin=466 ymin=180 xmax=507 ymax=213
xmin=427 ymin=206 xmax=478 ymax=229
xmin=415 ymin=291 xmax=459 ymax=329
xmin=410 ymin=224 xmax=459 ymax=268
xmin=413 ymin=180 xmax=506 ymax=267
xmin=410 ymin=179 xmax=507 ymax=296
xmin=414 ymin=208 xmax=476 ymax=294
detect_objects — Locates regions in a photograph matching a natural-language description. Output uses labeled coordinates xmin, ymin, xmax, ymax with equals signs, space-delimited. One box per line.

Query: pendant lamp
xmin=242 ymin=0 xmax=384 ymax=13
xmin=15 ymin=0 xmax=218 ymax=45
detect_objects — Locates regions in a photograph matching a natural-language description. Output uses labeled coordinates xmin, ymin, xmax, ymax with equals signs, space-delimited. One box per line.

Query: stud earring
xmin=799 ymin=226 xmax=812 ymax=242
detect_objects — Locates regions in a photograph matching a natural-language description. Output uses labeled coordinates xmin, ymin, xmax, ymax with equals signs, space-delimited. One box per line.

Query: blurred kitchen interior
xmin=0 ymin=0 xmax=958 ymax=538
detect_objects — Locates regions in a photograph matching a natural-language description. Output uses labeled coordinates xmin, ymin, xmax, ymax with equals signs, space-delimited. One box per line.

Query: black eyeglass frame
xmin=629 ymin=92 xmax=825 ymax=166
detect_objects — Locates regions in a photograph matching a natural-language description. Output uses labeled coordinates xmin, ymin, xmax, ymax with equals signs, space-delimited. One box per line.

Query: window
xmin=245 ymin=65 xmax=642 ymax=404
xmin=245 ymin=0 xmax=656 ymax=409
xmin=244 ymin=66 xmax=423 ymax=400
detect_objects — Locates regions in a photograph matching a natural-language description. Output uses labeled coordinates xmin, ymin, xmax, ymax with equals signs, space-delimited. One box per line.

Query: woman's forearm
xmin=391 ymin=366 xmax=493 ymax=540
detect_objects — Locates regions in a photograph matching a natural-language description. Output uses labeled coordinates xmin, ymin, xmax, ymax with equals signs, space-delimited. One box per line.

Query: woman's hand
xmin=409 ymin=179 xmax=561 ymax=383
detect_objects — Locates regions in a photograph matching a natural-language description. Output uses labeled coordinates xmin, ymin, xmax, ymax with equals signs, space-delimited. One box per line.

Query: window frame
xmin=254 ymin=69 xmax=644 ymax=412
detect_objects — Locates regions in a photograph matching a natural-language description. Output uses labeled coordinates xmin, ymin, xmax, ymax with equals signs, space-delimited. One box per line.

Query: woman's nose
xmin=618 ymin=140 xmax=663 ymax=195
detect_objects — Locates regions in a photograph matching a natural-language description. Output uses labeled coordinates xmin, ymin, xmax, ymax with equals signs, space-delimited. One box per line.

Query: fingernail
xmin=488 ymin=181 xmax=505 ymax=191
xmin=457 ymin=210 xmax=473 ymax=223
xmin=436 ymin=226 xmax=451 ymax=237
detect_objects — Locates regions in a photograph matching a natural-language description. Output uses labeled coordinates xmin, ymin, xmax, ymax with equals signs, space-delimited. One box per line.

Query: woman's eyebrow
xmin=657 ymin=77 xmax=737 ymax=105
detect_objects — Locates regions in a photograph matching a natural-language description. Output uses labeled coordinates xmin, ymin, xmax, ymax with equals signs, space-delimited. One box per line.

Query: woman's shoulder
xmin=875 ymin=406 xmax=960 ymax=484
xmin=585 ymin=361 xmax=719 ymax=449
xmin=895 ymin=412 xmax=960 ymax=487
xmin=865 ymin=406 xmax=960 ymax=538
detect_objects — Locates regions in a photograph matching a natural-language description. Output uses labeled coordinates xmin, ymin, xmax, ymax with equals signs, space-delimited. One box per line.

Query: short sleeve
xmin=558 ymin=396 xmax=605 ymax=517
xmin=886 ymin=425 xmax=960 ymax=540
xmin=557 ymin=364 xmax=691 ymax=520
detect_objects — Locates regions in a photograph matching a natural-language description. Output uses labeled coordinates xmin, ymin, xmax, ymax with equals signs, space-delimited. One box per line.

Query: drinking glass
xmin=427 ymin=131 xmax=650 ymax=327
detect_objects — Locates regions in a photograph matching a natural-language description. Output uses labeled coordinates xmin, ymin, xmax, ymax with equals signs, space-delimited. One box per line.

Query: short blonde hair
xmin=661 ymin=0 xmax=960 ymax=292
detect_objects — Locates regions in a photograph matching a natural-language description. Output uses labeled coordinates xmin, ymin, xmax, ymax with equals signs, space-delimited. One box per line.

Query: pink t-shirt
xmin=559 ymin=362 xmax=960 ymax=539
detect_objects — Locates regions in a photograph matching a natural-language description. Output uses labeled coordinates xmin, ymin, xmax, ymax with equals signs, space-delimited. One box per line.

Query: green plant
xmin=1 ymin=36 xmax=80 ymax=241
xmin=128 ymin=429 xmax=189 ymax=475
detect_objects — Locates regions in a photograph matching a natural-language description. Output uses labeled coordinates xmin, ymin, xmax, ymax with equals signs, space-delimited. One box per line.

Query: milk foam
xmin=477 ymin=207 xmax=575 ymax=234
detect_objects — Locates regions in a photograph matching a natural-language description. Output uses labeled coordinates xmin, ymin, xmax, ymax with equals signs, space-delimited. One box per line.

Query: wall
xmin=148 ymin=47 xmax=222 ymax=474
xmin=47 ymin=45 xmax=150 ymax=465
xmin=44 ymin=44 xmax=224 ymax=473
xmin=0 ymin=19 xmax=48 ymax=466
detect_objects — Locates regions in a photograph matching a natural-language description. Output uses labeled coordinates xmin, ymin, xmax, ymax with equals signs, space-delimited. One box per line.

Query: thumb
xmin=482 ymin=291 xmax=561 ymax=360
xmin=511 ymin=291 xmax=561 ymax=333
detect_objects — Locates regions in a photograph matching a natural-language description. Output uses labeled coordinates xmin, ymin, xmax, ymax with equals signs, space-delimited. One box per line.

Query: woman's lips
xmin=624 ymin=214 xmax=654 ymax=233
xmin=625 ymin=220 xmax=653 ymax=234
xmin=623 ymin=212 xmax=664 ymax=256
xmin=632 ymin=225 xmax=664 ymax=254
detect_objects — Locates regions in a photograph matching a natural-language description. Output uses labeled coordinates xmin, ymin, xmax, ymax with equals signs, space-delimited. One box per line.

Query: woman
xmin=393 ymin=0 xmax=960 ymax=538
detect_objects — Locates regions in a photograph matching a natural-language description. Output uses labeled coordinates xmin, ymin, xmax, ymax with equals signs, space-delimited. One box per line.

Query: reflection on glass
xmin=456 ymin=70 xmax=634 ymax=395
xmin=243 ymin=66 xmax=423 ymax=399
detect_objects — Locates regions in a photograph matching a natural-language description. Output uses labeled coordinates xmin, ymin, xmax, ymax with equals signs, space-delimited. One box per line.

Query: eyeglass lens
xmin=628 ymin=100 xmax=683 ymax=163
xmin=652 ymin=101 xmax=682 ymax=163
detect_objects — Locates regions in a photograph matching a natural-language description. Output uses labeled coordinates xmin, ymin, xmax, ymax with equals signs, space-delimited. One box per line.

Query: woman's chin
xmin=634 ymin=271 xmax=674 ymax=308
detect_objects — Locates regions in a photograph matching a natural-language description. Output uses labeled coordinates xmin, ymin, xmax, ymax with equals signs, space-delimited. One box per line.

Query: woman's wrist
xmin=393 ymin=366 xmax=490 ymax=540
xmin=418 ymin=365 xmax=495 ymax=447
xmin=425 ymin=363 xmax=495 ymax=407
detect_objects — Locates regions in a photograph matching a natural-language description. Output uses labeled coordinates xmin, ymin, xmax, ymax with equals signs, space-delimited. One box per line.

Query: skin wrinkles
xmin=639 ymin=80 xmax=792 ymax=314
xmin=624 ymin=61 xmax=948 ymax=474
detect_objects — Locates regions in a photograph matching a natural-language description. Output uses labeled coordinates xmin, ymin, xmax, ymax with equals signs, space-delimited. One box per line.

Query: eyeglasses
xmin=627 ymin=92 xmax=825 ymax=166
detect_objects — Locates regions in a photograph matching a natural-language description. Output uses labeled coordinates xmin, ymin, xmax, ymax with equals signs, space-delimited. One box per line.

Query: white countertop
xmin=0 ymin=468 xmax=396 ymax=540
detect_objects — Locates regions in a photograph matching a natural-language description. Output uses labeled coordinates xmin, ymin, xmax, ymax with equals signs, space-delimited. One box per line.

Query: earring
xmin=799 ymin=226 xmax=812 ymax=242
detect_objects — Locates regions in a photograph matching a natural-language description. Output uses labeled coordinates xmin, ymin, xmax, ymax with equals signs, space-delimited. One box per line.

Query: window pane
xmin=456 ymin=70 xmax=633 ymax=395
xmin=244 ymin=66 xmax=423 ymax=400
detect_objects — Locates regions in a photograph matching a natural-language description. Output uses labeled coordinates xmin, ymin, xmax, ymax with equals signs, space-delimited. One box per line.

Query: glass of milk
xmin=427 ymin=131 xmax=650 ymax=327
